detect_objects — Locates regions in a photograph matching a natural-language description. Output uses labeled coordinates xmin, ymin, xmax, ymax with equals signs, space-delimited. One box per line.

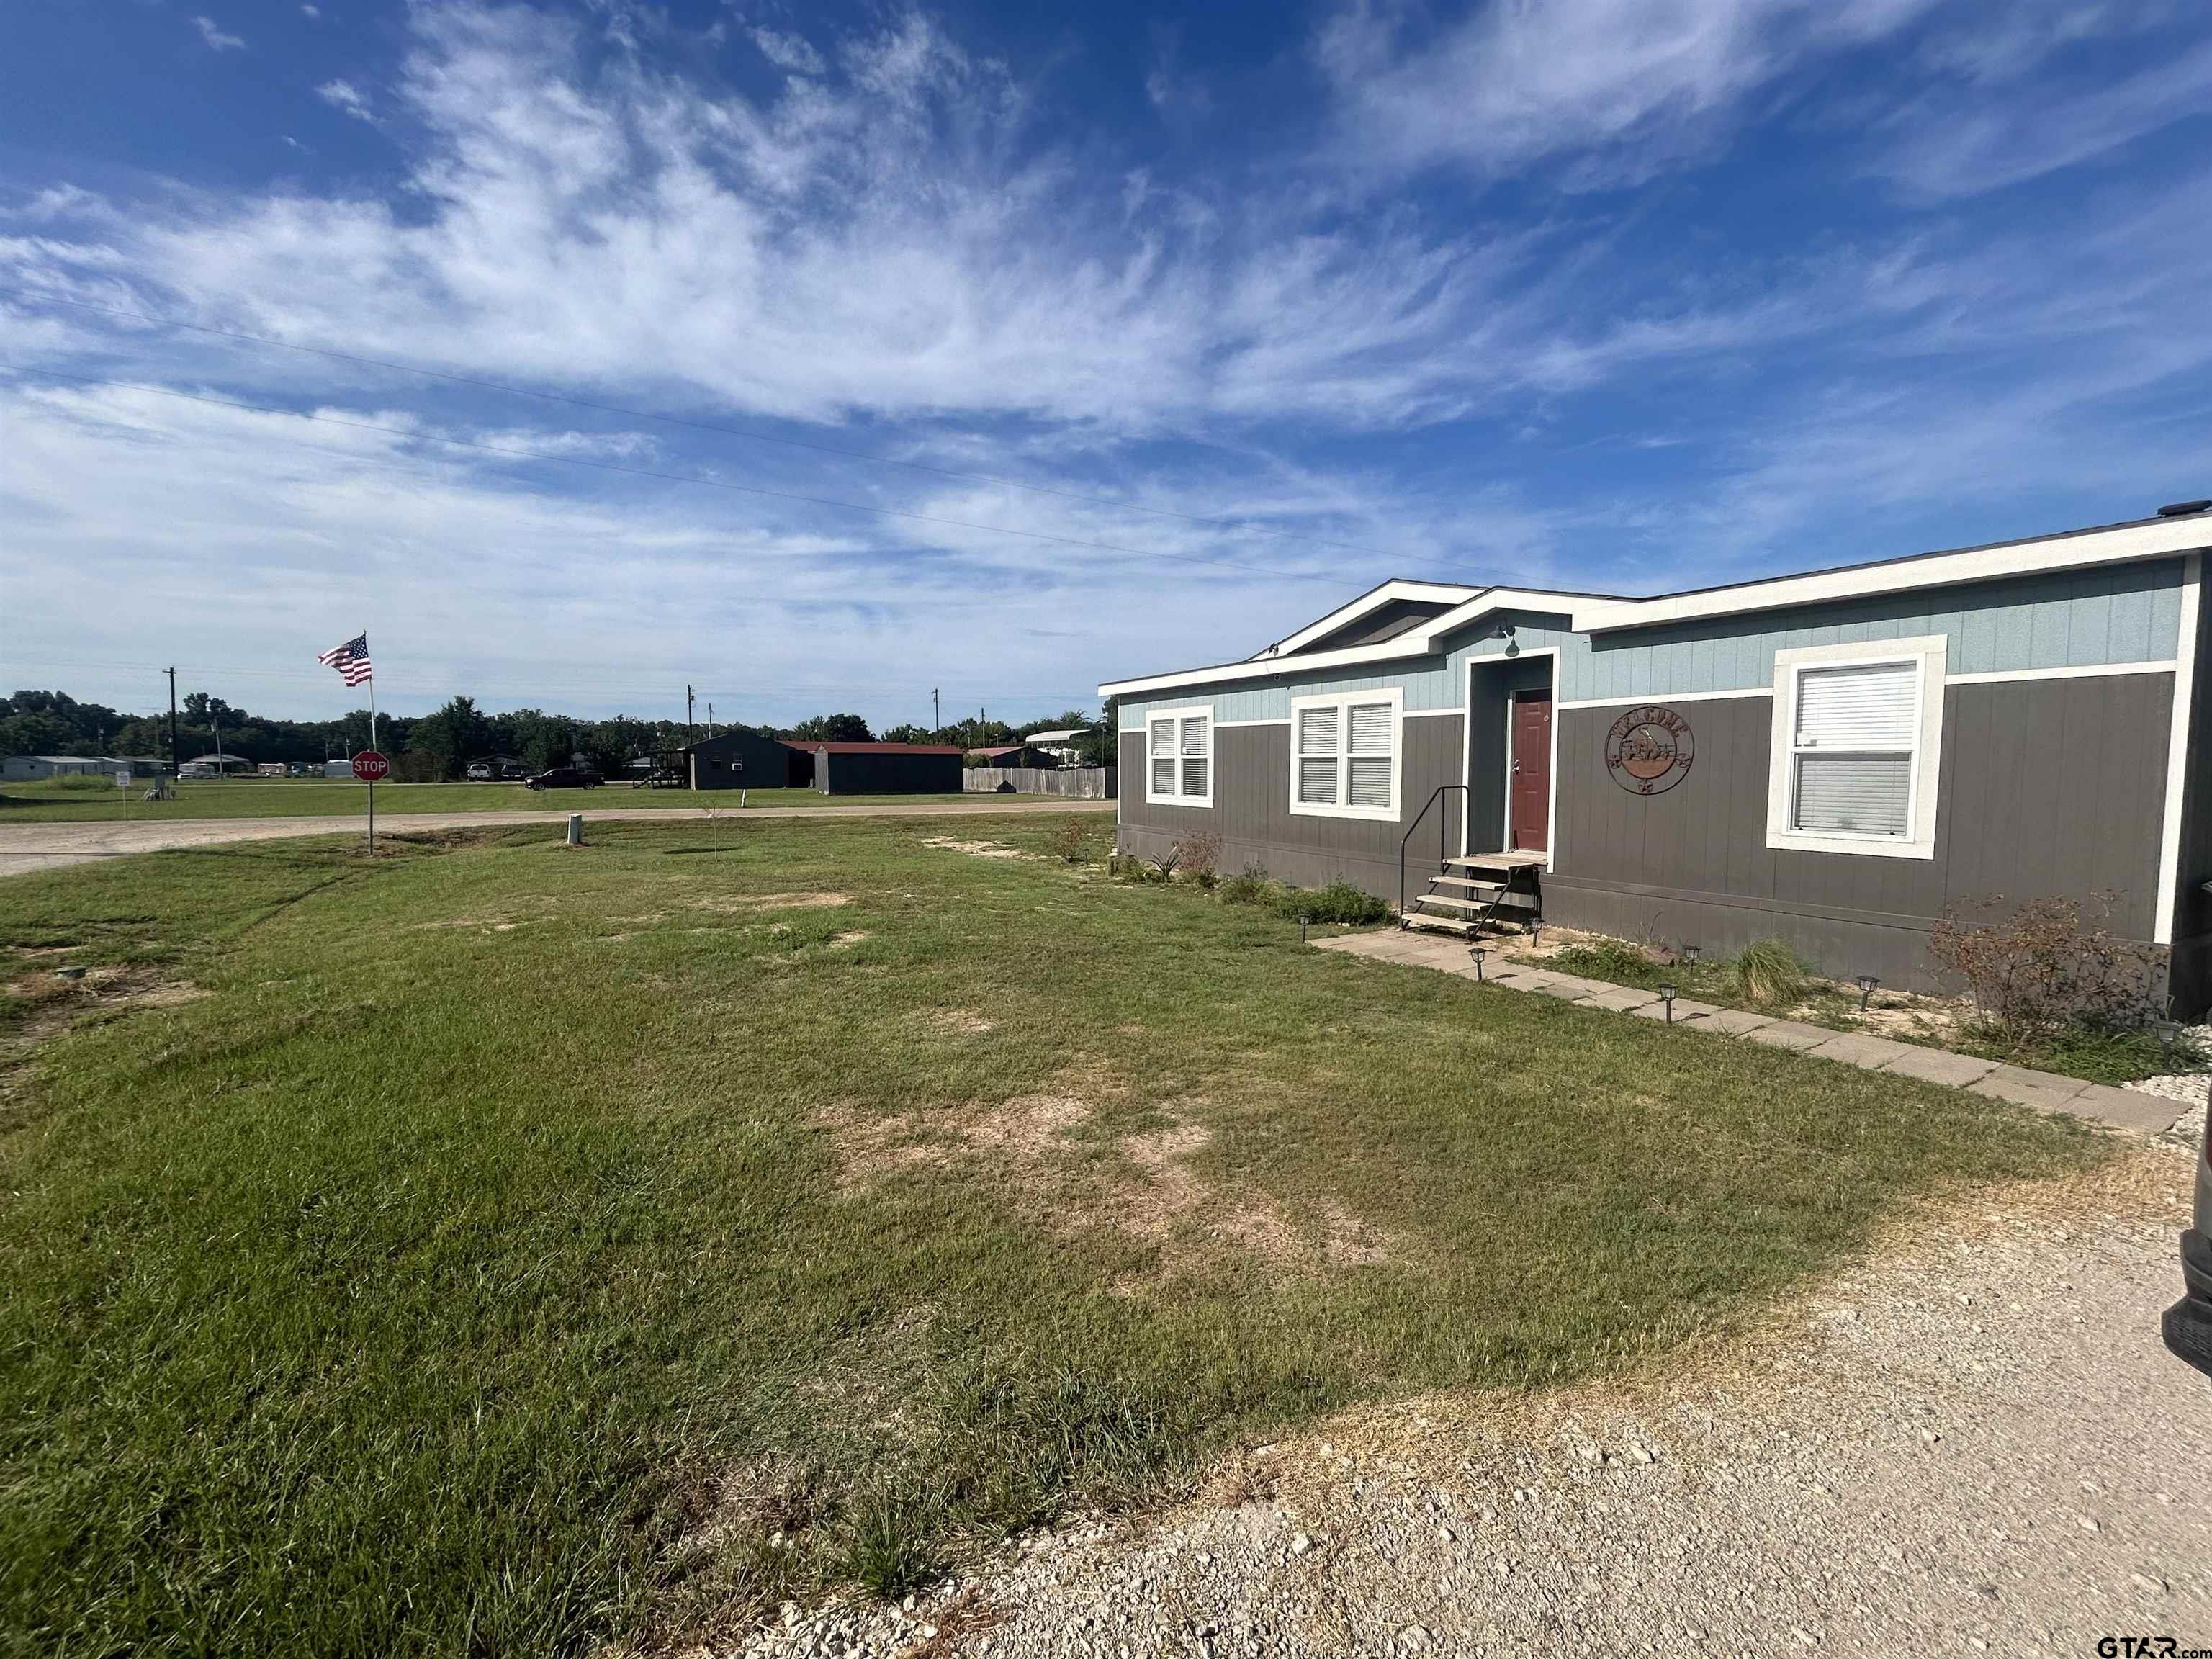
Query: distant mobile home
xmin=1103 ymin=505 xmax=2212 ymax=1013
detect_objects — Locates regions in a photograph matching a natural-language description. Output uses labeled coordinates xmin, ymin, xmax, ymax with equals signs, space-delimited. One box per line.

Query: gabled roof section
xmin=1100 ymin=587 xmax=1592 ymax=698
xmin=1253 ymin=580 xmax=1478 ymax=660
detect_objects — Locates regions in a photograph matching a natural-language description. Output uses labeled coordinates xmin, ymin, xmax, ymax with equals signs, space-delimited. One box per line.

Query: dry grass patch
xmin=927 ymin=1009 xmax=996 ymax=1036
xmin=920 ymin=837 xmax=1027 ymax=860
xmin=691 ymin=891 xmax=852 ymax=913
xmin=1107 ymin=1118 xmax=1401 ymax=1274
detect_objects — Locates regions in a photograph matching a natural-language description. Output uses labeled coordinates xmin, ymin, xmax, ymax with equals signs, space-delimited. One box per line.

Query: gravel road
xmin=721 ymin=1133 xmax=2211 ymax=1659
xmin=0 ymin=798 xmax=1113 ymax=878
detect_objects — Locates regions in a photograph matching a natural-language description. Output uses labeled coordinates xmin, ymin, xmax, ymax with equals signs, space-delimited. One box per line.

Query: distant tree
xmin=0 ymin=709 xmax=80 ymax=757
xmin=784 ymin=713 xmax=874 ymax=743
xmin=408 ymin=696 xmax=493 ymax=779
xmin=881 ymin=722 xmax=934 ymax=745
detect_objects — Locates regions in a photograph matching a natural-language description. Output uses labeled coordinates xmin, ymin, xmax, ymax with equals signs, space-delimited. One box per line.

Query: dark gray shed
xmin=791 ymin=742 xmax=964 ymax=795
xmin=683 ymin=729 xmax=806 ymax=790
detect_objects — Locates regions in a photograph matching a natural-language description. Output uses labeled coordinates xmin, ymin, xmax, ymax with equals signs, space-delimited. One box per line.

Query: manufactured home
xmin=1103 ymin=504 xmax=2212 ymax=1013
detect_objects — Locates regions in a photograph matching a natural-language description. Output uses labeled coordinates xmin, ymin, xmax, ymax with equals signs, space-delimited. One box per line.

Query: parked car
xmin=2166 ymin=1096 xmax=2212 ymax=1377
xmin=465 ymin=762 xmax=495 ymax=781
xmin=524 ymin=766 xmax=602 ymax=791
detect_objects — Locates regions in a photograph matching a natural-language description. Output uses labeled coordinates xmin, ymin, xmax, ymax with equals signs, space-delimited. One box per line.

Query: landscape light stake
xmin=1300 ymin=914 xmax=1310 ymax=944
xmin=1856 ymin=974 xmax=1879 ymax=1011
xmin=1659 ymin=983 xmax=1676 ymax=1022
xmin=1471 ymin=945 xmax=1487 ymax=981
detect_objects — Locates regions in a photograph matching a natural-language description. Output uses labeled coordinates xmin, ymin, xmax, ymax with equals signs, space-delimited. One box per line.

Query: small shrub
xmin=1929 ymin=893 xmax=2167 ymax=1037
xmin=1172 ymin=832 xmax=1221 ymax=884
xmin=1047 ymin=816 xmax=1088 ymax=864
xmin=1730 ymin=938 xmax=1807 ymax=1011
xmin=1218 ymin=863 xmax=1277 ymax=907
xmin=1548 ymin=939 xmax=1668 ymax=989
xmin=1276 ymin=879 xmax=1389 ymax=927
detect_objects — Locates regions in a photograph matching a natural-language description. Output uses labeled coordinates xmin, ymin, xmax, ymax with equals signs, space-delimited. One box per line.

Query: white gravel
xmin=713 ymin=1143 xmax=2212 ymax=1659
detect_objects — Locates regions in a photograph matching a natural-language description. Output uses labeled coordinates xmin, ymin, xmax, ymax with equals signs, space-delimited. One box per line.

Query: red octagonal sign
xmin=351 ymin=750 xmax=390 ymax=783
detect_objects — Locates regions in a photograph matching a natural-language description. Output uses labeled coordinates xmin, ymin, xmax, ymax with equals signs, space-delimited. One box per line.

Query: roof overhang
xmin=1575 ymin=513 xmax=2212 ymax=634
xmin=1100 ymin=513 xmax=2212 ymax=700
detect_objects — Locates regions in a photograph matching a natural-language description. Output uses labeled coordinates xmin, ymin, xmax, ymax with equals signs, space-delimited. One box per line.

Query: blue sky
xmin=4 ymin=0 xmax=2210 ymax=728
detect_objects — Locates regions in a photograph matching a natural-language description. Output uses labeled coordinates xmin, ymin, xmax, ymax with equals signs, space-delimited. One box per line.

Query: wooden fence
xmin=963 ymin=767 xmax=1116 ymax=799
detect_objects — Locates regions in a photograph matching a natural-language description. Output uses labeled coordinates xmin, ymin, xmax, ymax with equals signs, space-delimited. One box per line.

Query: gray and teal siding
xmin=1116 ymin=556 xmax=2212 ymax=1007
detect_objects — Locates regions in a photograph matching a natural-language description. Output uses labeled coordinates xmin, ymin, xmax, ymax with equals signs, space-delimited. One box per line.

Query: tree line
xmin=2 ymin=690 xmax=1118 ymax=781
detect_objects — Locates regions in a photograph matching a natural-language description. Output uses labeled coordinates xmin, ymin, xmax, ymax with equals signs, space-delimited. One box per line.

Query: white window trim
xmin=1143 ymin=703 xmax=1215 ymax=809
xmin=1288 ymin=688 xmax=1403 ymax=822
xmin=1765 ymin=636 xmax=1946 ymax=860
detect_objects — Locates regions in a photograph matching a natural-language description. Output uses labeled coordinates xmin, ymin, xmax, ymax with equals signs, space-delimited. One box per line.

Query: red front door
xmin=1510 ymin=691 xmax=1552 ymax=853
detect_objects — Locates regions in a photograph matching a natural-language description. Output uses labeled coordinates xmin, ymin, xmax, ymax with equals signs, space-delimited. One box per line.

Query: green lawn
xmin=0 ymin=778 xmax=977 ymax=822
xmin=0 ymin=816 xmax=2098 ymax=1655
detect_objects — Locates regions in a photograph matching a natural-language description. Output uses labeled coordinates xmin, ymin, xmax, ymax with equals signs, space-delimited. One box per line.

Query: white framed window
xmin=1289 ymin=688 xmax=1402 ymax=821
xmin=1766 ymin=636 xmax=1946 ymax=860
xmin=1144 ymin=705 xmax=1214 ymax=807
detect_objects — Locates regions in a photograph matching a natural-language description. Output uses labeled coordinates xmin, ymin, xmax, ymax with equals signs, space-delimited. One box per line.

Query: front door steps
xmin=1314 ymin=927 xmax=2196 ymax=1137
xmin=1400 ymin=850 xmax=1545 ymax=938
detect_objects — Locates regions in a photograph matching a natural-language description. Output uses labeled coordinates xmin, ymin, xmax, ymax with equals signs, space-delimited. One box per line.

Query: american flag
xmin=317 ymin=632 xmax=374 ymax=687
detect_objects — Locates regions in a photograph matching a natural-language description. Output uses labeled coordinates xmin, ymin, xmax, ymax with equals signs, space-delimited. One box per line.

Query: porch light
xmin=1658 ymin=984 xmax=1676 ymax=1022
xmin=1856 ymin=974 xmax=1879 ymax=1011
xmin=1470 ymin=946 xmax=1487 ymax=981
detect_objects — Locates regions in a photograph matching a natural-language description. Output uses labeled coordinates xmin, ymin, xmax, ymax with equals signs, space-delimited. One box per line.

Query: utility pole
xmin=707 ymin=701 xmax=716 ymax=737
xmin=165 ymin=667 xmax=178 ymax=775
xmin=932 ymin=688 xmax=940 ymax=739
xmin=686 ymin=683 xmax=696 ymax=737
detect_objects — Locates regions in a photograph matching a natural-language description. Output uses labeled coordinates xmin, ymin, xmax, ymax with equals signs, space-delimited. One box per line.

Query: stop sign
xmin=351 ymin=750 xmax=390 ymax=782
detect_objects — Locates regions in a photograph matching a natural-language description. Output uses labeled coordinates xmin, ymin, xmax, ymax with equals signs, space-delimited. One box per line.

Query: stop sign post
xmin=351 ymin=750 xmax=389 ymax=849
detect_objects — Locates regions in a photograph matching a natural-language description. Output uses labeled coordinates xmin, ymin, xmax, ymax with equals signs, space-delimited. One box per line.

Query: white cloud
xmin=193 ymin=15 xmax=246 ymax=53
xmin=1871 ymin=35 xmax=2212 ymax=197
xmin=315 ymin=78 xmax=377 ymax=122
xmin=302 ymin=4 xmax=321 ymax=17
xmin=0 ymin=374 xmax=1546 ymax=724
xmin=3 ymin=3 xmax=1893 ymax=443
xmin=749 ymin=26 xmax=824 ymax=76
xmin=1314 ymin=0 xmax=1933 ymax=181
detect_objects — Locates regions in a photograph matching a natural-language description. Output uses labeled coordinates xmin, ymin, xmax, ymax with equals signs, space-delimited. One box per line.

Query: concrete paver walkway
xmin=1316 ymin=927 xmax=2201 ymax=1136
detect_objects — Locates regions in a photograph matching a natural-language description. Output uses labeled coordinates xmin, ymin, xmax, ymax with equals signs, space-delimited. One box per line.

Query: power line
xmin=13 ymin=288 xmax=1471 ymax=575
xmin=6 ymin=656 xmax=1101 ymax=703
xmin=4 ymin=363 xmax=1372 ymax=588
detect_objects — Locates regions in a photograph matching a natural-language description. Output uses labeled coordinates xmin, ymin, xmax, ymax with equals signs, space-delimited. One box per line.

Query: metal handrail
xmin=1399 ymin=783 xmax=1467 ymax=919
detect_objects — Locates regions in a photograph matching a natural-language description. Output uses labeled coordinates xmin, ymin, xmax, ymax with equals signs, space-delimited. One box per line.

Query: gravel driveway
xmin=0 ymin=798 xmax=1112 ymax=878
xmin=726 ymin=1130 xmax=2211 ymax=1659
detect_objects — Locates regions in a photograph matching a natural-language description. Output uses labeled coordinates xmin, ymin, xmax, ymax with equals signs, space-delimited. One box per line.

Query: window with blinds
xmin=1297 ymin=705 xmax=1338 ymax=804
xmin=1290 ymin=693 xmax=1398 ymax=817
xmin=1789 ymin=660 xmax=1917 ymax=837
xmin=1145 ymin=709 xmax=1213 ymax=805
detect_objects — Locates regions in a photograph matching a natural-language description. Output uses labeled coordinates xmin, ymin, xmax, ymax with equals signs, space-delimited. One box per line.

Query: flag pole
xmin=366 ymin=633 xmax=377 ymax=854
